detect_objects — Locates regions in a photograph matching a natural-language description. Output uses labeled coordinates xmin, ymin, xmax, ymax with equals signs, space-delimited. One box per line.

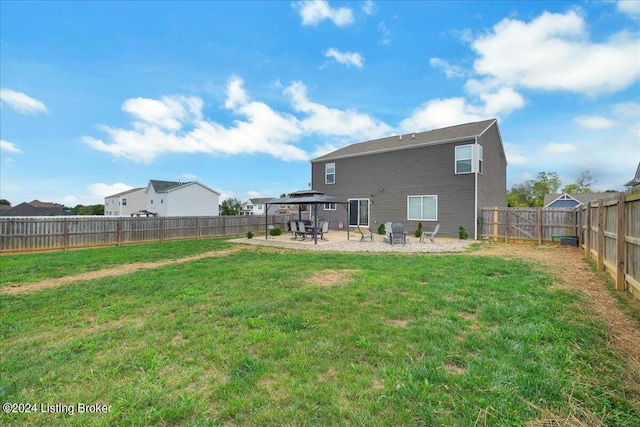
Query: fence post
xmin=597 ymin=199 xmax=605 ymax=271
xmin=63 ymin=218 xmax=69 ymax=251
xmin=493 ymin=207 xmax=498 ymax=242
xmin=160 ymin=217 xmax=164 ymax=242
xmin=505 ymin=208 xmax=510 ymax=243
xmin=616 ymin=192 xmax=626 ymax=290
xmin=584 ymin=202 xmax=591 ymax=257
xmin=196 ymin=217 xmax=200 ymax=240
xmin=117 ymin=217 xmax=122 ymax=246
xmin=536 ymin=209 xmax=542 ymax=245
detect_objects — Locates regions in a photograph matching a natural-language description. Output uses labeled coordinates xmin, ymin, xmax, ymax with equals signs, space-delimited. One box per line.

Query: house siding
xmin=166 ymin=183 xmax=220 ymax=216
xmin=312 ymin=139 xmax=479 ymax=237
xmin=475 ymin=122 xmax=507 ymax=238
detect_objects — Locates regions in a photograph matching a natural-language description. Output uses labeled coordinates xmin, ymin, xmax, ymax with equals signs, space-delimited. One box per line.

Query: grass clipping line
xmin=0 ymin=248 xmax=243 ymax=295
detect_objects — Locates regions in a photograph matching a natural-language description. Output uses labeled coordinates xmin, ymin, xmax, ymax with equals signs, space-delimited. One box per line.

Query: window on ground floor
xmin=324 ymin=203 xmax=336 ymax=210
xmin=348 ymin=199 xmax=369 ymax=227
xmin=407 ymin=195 xmax=438 ymax=221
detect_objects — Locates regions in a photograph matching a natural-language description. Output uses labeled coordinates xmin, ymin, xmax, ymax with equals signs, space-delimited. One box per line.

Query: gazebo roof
xmin=265 ymin=190 xmax=345 ymax=205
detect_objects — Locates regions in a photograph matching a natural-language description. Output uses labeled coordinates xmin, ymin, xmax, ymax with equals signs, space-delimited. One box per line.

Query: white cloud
xmin=544 ymin=143 xmax=577 ymax=153
xmin=377 ymin=21 xmax=392 ymax=45
xmin=122 ymin=96 xmax=202 ymax=131
xmin=0 ymin=88 xmax=48 ymax=114
xmin=84 ymin=77 xmax=307 ymax=163
xmin=294 ymin=0 xmax=354 ymax=27
xmin=617 ymin=0 xmax=640 ymax=18
xmin=363 ymin=0 xmax=375 ymax=15
xmin=477 ymin=87 xmax=525 ymax=116
xmin=430 ymin=57 xmax=465 ymax=79
xmin=574 ymin=115 xmax=615 ymax=129
xmin=472 ymin=10 xmax=640 ymax=96
xmin=399 ymin=98 xmax=487 ymax=133
xmin=284 ymin=80 xmax=393 ymax=139
xmin=89 ymin=182 xmax=135 ymax=199
xmin=181 ymin=173 xmax=197 ymax=181
xmin=612 ymin=101 xmax=640 ymax=118
xmin=503 ymin=142 xmax=527 ymax=165
xmin=84 ymin=76 xmax=398 ymax=163
xmin=324 ymin=48 xmax=364 ymax=68
xmin=0 ymin=139 xmax=22 ymax=153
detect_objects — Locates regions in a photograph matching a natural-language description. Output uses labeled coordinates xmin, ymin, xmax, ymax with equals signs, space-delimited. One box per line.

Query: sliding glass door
xmin=348 ymin=199 xmax=369 ymax=227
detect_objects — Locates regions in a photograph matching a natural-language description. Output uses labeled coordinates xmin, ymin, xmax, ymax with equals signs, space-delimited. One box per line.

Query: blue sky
xmin=1 ymin=0 xmax=639 ymax=206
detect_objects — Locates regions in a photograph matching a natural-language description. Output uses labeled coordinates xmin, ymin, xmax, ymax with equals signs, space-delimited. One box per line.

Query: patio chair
xmin=420 ymin=224 xmax=440 ymax=243
xmin=382 ymin=221 xmax=393 ymax=243
xmin=297 ymin=220 xmax=309 ymax=240
xmin=357 ymin=225 xmax=374 ymax=242
xmin=390 ymin=221 xmax=407 ymax=245
xmin=290 ymin=220 xmax=300 ymax=239
xmin=319 ymin=220 xmax=330 ymax=240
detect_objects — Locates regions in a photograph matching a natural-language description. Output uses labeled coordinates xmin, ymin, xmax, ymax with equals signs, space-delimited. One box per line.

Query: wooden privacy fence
xmin=0 ymin=214 xmax=293 ymax=253
xmin=480 ymin=207 xmax=579 ymax=244
xmin=481 ymin=188 xmax=640 ymax=300
xmin=579 ymin=189 xmax=640 ymax=300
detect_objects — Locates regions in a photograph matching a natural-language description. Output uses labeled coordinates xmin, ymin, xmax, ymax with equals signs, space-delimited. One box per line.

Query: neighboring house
xmin=310 ymin=118 xmax=507 ymax=239
xmin=104 ymin=187 xmax=146 ymax=216
xmin=0 ymin=201 xmax=74 ymax=216
xmin=240 ymin=198 xmax=277 ymax=215
xmin=624 ymin=162 xmax=640 ymax=188
xmin=543 ymin=193 xmax=610 ymax=208
xmin=146 ymin=180 xmax=220 ymax=216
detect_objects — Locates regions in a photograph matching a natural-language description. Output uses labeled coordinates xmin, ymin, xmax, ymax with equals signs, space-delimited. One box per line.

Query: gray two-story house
xmin=310 ymin=118 xmax=507 ymax=239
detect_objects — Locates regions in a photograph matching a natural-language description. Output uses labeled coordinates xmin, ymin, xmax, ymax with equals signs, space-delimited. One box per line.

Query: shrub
xmin=246 ymin=231 xmax=254 ymax=239
xmin=414 ymin=222 xmax=423 ymax=238
xmin=269 ymin=226 xmax=282 ymax=236
xmin=458 ymin=226 xmax=468 ymax=240
xmin=377 ymin=223 xmax=386 ymax=235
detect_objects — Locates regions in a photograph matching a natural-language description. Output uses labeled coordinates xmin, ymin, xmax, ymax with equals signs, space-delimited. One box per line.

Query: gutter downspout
xmin=474 ymin=136 xmax=478 ymax=240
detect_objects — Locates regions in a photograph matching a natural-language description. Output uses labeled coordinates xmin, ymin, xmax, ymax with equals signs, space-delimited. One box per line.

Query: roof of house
xmin=148 ymin=180 xmax=190 ymax=193
xmin=147 ymin=180 xmax=221 ymax=195
xmin=544 ymin=193 xmax=611 ymax=207
xmin=248 ymin=198 xmax=273 ymax=204
xmin=105 ymin=187 xmax=145 ymax=198
xmin=311 ymin=118 xmax=498 ymax=162
xmin=0 ymin=202 xmax=74 ymax=216
xmin=29 ymin=200 xmax=58 ymax=208
xmin=624 ymin=162 xmax=640 ymax=187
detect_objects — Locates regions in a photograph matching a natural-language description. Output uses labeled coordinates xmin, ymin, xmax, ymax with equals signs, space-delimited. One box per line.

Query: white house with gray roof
xmin=146 ymin=180 xmax=220 ymax=216
xmin=104 ymin=188 xmax=146 ymax=216
xmin=310 ymin=119 xmax=507 ymax=239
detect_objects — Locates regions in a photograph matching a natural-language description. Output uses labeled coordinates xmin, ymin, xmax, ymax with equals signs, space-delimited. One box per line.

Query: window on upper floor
xmin=122 ymin=198 xmax=127 ymax=206
xmin=325 ymin=163 xmax=335 ymax=184
xmin=407 ymin=195 xmax=438 ymax=221
xmin=455 ymin=144 xmax=483 ymax=174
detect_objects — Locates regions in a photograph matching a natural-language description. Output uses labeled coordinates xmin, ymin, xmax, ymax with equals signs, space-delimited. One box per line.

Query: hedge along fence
xmin=0 ymin=214 xmax=293 ymax=253
xmin=481 ymin=188 xmax=640 ymax=301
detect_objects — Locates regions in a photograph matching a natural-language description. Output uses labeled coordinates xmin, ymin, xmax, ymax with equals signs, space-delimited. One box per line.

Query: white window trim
xmin=324 ymin=203 xmax=336 ymax=211
xmin=407 ymin=195 xmax=438 ymax=221
xmin=325 ymin=163 xmax=335 ymax=184
xmin=455 ymin=144 xmax=483 ymax=174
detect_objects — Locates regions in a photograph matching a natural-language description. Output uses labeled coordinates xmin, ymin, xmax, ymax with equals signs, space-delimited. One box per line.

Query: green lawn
xmin=1 ymin=240 xmax=638 ymax=426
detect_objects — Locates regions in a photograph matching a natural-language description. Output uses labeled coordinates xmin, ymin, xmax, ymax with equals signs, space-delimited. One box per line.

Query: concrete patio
xmin=231 ymin=230 xmax=474 ymax=253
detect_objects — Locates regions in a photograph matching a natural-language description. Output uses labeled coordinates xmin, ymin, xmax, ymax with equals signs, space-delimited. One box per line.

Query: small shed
xmin=264 ymin=190 xmax=348 ymax=244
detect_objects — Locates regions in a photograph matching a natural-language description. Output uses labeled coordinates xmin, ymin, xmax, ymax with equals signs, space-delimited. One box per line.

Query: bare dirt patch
xmin=1 ymin=247 xmax=244 ymax=295
xmin=304 ymin=269 xmax=360 ymax=288
xmin=472 ymin=242 xmax=640 ymax=375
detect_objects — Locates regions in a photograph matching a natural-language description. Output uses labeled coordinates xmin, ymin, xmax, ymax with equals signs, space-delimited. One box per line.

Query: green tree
xmin=507 ymin=171 xmax=562 ymax=207
xmin=562 ymin=170 xmax=594 ymax=194
xmin=0 ymin=199 xmax=10 ymax=206
xmin=531 ymin=171 xmax=561 ymax=207
xmin=220 ymin=198 xmax=242 ymax=215
xmin=507 ymin=181 xmax=535 ymax=207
